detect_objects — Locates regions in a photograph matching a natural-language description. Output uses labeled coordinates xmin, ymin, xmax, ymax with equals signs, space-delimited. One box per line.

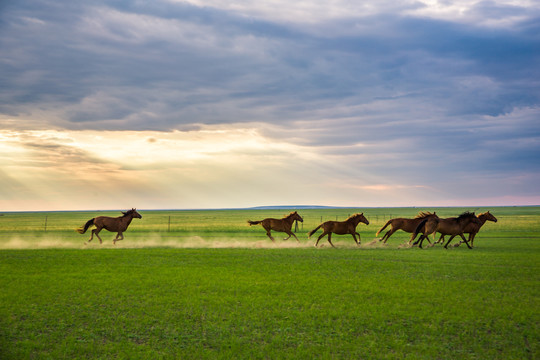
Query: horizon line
xmin=1 ymin=204 xmax=539 ymax=213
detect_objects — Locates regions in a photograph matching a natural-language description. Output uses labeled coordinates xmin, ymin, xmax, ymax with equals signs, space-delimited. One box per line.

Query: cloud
xmin=0 ymin=1 xmax=539 ymax=209
xmin=1 ymin=0 xmax=539 ymax=132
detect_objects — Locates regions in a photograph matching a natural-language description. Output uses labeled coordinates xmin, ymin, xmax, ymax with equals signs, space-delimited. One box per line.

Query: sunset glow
xmin=1 ymin=1 xmax=539 ymax=210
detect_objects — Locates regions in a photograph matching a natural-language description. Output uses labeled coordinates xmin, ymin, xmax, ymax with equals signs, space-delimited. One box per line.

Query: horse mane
xmin=121 ymin=209 xmax=136 ymax=217
xmin=457 ymin=211 xmax=476 ymax=220
xmin=284 ymin=211 xmax=297 ymax=218
xmin=415 ymin=211 xmax=435 ymax=219
xmin=346 ymin=213 xmax=362 ymax=221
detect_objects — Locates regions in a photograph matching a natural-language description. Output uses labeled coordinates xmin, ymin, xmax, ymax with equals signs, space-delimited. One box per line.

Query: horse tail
xmin=247 ymin=220 xmax=261 ymax=226
xmin=76 ymin=218 xmax=95 ymax=234
xmin=376 ymin=220 xmax=392 ymax=236
xmin=308 ymin=224 xmax=323 ymax=238
xmin=410 ymin=218 xmax=428 ymax=241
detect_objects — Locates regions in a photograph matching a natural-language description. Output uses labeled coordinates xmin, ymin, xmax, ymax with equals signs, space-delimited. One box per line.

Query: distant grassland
xmin=1 ymin=206 xmax=538 ymax=248
xmin=0 ymin=207 xmax=538 ymax=359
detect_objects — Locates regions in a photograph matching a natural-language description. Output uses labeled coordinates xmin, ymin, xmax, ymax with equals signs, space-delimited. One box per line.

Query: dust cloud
xmin=0 ymin=234 xmax=394 ymax=249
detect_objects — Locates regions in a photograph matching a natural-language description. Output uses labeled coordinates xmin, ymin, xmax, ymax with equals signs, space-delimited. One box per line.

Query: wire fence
xmin=0 ymin=213 xmax=404 ymax=233
xmin=1 ymin=210 xmax=536 ymax=236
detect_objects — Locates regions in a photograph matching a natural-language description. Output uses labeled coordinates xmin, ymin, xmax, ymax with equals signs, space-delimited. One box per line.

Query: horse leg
xmin=418 ymin=235 xmax=425 ymax=248
xmin=435 ymin=234 xmax=445 ymax=244
xmin=265 ymin=231 xmax=275 ymax=242
xmin=289 ymin=232 xmax=300 ymax=243
xmin=283 ymin=231 xmax=299 ymax=242
xmin=418 ymin=234 xmax=431 ymax=248
xmin=327 ymin=233 xmax=336 ymax=248
xmin=381 ymin=229 xmax=395 ymax=243
xmin=469 ymin=233 xmax=476 ymax=248
xmin=412 ymin=235 xmax=422 ymax=246
xmin=351 ymin=232 xmax=361 ymax=245
xmin=443 ymin=235 xmax=455 ymax=249
xmin=458 ymin=233 xmax=473 ymax=249
xmin=113 ymin=232 xmax=124 ymax=245
xmin=86 ymin=230 xmax=94 ymax=244
xmin=92 ymin=228 xmax=103 ymax=244
xmin=261 ymin=224 xmax=275 ymax=242
xmin=315 ymin=232 xmax=328 ymax=247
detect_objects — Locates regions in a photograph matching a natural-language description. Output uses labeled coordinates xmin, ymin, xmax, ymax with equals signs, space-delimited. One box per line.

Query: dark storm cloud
xmin=1 ymin=0 xmax=538 ymax=131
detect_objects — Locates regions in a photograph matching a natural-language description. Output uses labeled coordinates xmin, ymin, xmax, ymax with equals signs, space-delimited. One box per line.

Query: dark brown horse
xmin=248 ymin=211 xmax=304 ymax=242
xmin=376 ymin=212 xmax=438 ymax=243
xmin=440 ymin=211 xmax=498 ymax=248
xmin=309 ymin=213 xmax=369 ymax=248
xmin=411 ymin=212 xmax=477 ymax=249
xmin=77 ymin=208 xmax=142 ymax=244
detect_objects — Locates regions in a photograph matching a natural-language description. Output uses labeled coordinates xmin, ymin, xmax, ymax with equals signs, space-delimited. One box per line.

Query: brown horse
xmin=439 ymin=211 xmax=498 ymax=248
xmin=77 ymin=208 xmax=142 ymax=244
xmin=248 ymin=211 xmax=304 ymax=242
xmin=309 ymin=213 xmax=369 ymax=248
xmin=411 ymin=212 xmax=477 ymax=249
xmin=376 ymin=212 xmax=438 ymax=243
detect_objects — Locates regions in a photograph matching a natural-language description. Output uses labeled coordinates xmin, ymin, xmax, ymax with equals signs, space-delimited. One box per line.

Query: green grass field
xmin=0 ymin=207 xmax=538 ymax=359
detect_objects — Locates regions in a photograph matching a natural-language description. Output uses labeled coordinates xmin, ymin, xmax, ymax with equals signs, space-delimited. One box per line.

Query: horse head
xmin=350 ymin=213 xmax=369 ymax=225
xmin=132 ymin=208 xmax=142 ymax=219
xmin=480 ymin=211 xmax=497 ymax=223
xmin=123 ymin=208 xmax=142 ymax=219
xmin=287 ymin=211 xmax=303 ymax=223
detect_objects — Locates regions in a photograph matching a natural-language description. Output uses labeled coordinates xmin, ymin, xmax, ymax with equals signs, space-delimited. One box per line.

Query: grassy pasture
xmin=0 ymin=207 xmax=539 ymax=359
xmin=1 ymin=206 xmax=537 ymax=248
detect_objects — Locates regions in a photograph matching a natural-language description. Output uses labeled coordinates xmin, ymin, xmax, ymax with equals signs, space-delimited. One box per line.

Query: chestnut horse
xmin=248 ymin=211 xmax=304 ymax=242
xmin=440 ymin=211 xmax=498 ymax=248
xmin=376 ymin=212 xmax=438 ymax=243
xmin=77 ymin=208 xmax=142 ymax=244
xmin=309 ymin=213 xmax=369 ymax=248
xmin=411 ymin=212 xmax=477 ymax=249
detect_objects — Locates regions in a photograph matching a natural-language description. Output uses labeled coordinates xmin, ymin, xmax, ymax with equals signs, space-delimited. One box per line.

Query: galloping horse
xmin=376 ymin=212 xmax=438 ymax=243
xmin=309 ymin=213 xmax=369 ymax=248
xmin=77 ymin=208 xmax=142 ymax=244
xmin=248 ymin=211 xmax=304 ymax=242
xmin=411 ymin=212 xmax=477 ymax=249
xmin=439 ymin=211 xmax=498 ymax=248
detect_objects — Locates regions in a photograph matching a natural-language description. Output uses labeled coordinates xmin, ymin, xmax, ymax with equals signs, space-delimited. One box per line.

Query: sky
xmin=1 ymin=0 xmax=539 ymax=211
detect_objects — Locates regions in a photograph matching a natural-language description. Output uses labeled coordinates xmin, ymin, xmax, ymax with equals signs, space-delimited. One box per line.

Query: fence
xmin=0 ymin=212 xmax=403 ymax=234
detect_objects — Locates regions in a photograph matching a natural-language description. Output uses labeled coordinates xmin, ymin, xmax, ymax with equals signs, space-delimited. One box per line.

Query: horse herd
xmin=77 ymin=208 xmax=497 ymax=249
xmin=248 ymin=210 xmax=497 ymax=248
